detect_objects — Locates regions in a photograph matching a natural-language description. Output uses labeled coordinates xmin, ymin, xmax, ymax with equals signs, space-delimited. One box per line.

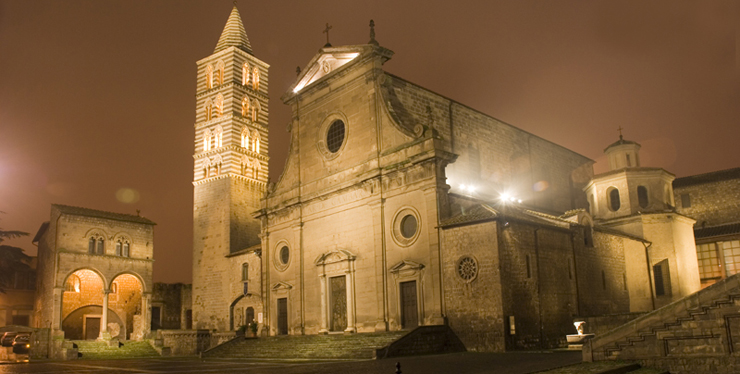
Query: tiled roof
xmin=694 ymin=222 xmax=740 ymax=239
xmin=214 ymin=6 xmax=253 ymax=54
xmin=439 ymin=204 xmax=498 ymax=227
xmin=440 ymin=203 xmax=572 ymax=230
xmin=673 ymin=167 xmax=740 ymax=188
xmin=52 ymin=204 xmax=156 ymax=225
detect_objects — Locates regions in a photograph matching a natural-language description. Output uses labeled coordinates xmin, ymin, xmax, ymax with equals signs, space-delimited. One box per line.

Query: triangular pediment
xmin=315 ymin=249 xmax=356 ymax=266
xmin=390 ymin=260 xmax=425 ymax=273
xmin=291 ymin=48 xmax=362 ymax=93
xmin=271 ymin=281 xmax=293 ymax=291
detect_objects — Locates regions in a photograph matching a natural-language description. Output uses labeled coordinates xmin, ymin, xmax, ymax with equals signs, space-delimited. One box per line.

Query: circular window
xmin=391 ymin=207 xmax=421 ymax=247
xmin=280 ymin=246 xmax=290 ymax=264
xmin=326 ymin=120 xmax=345 ymax=153
xmin=457 ymin=256 xmax=478 ymax=283
xmin=273 ymin=241 xmax=291 ymax=272
xmin=400 ymin=215 xmax=417 ymax=239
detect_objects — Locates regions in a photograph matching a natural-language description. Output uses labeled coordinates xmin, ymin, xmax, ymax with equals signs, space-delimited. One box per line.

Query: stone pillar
xmin=142 ymin=293 xmax=152 ymax=339
xmin=319 ymin=274 xmax=328 ymax=334
xmin=52 ymin=287 xmax=63 ymax=330
xmin=98 ymin=289 xmax=112 ymax=341
xmin=344 ymin=269 xmax=356 ymax=333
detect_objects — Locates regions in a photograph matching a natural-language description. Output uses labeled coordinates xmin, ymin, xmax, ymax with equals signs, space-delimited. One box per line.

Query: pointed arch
xmin=214 ymin=125 xmax=223 ymax=148
xmin=253 ymin=159 xmax=261 ymax=179
xmin=252 ymin=67 xmax=260 ymax=90
xmin=203 ymin=157 xmax=212 ymax=179
xmin=252 ymin=130 xmax=260 ymax=153
xmin=242 ymin=62 xmax=250 ymax=86
xmin=213 ymin=154 xmax=223 ymax=176
xmin=241 ymin=126 xmax=250 ymax=149
xmin=241 ymin=96 xmax=250 ymax=117
xmin=240 ymin=155 xmax=250 ymax=176
xmin=206 ymin=64 xmax=214 ymax=89
xmin=252 ymin=99 xmax=261 ymax=122
xmin=216 ymin=60 xmax=225 ymax=86
xmin=214 ymin=94 xmax=224 ymax=118
xmin=204 ymin=98 xmax=213 ymax=121
xmin=203 ymin=128 xmax=212 ymax=152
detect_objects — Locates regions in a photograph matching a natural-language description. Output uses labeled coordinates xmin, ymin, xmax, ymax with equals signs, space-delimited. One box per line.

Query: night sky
xmin=1 ymin=0 xmax=737 ymax=283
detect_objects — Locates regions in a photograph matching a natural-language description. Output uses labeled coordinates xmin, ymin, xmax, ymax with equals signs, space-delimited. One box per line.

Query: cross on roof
xmin=323 ymin=23 xmax=333 ymax=47
xmin=617 ymin=126 xmax=624 ymax=139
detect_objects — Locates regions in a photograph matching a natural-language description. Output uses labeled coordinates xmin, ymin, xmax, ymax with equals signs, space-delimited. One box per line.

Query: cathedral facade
xmin=192 ymin=7 xmax=707 ymax=351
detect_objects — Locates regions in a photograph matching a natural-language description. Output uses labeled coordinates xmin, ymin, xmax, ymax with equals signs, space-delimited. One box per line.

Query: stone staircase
xmin=203 ymin=331 xmax=408 ymax=360
xmin=584 ymin=273 xmax=740 ymax=373
xmin=73 ymin=340 xmax=160 ymax=360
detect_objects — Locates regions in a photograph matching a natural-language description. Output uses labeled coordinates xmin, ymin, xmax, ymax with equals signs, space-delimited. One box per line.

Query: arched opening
xmin=637 ymin=186 xmax=649 ymax=209
xmin=61 ymin=269 xmax=105 ymax=340
xmin=607 ymin=187 xmax=621 ymax=212
xmin=109 ymin=274 xmax=143 ymax=339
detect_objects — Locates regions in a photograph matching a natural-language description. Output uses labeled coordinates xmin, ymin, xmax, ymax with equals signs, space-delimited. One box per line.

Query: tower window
xmin=626 ymin=154 xmax=631 ymax=167
xmin=252 ymin=130 xmax=260 ymax=153
xmin=252 ymin=67 xmax=260 ymax=90
xmin=206 ymin=65 xmax=214 ymax=89
xmin=241 ymin=127 xmax=250 ymax=149
xmin=216 ymin=60 xmax=224 ymax=86
xmin=242 ymin=63 xmax=249 ymax=86
xmin=241 ymin=97 xmax=250 ymax=118
xmin=214 ymin=126 xmax=223 ymax=148
xmin=637 ymin=186 xmax=649 ymax=209
xmin=252 ymin=99 xmax=260 ymax=122
xmin=525 ymin=255 xmax=531 ymax=278
xmin=215 ymin=95 xmax=224 ymax=118
xmin=203 ymin=129 xmax=212 ymax=152
xmin=608 ymin=187 xmax=621 ymax=212
xmin=242 ymin=263 xmax=249 ymax=281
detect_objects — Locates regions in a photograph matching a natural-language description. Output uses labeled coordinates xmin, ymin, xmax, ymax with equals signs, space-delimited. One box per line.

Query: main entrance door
xmin=400 ymin=281 xmax=418 ymax=329
xmin=277 ymin=298 xmax=288 ymax=335
xmin=85 ymin=317 xmax=101 ymax=340
xmin=330 ymin=275 xmax=347 ymax=331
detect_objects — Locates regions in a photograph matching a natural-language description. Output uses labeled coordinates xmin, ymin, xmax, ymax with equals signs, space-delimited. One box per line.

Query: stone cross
xmin=369 ymin=20 xmax=378 ymax=45
xmin=617 ymin=125 xmax=624 ymax=139
xmin=323 ymin=23 xmax=333 ymax=47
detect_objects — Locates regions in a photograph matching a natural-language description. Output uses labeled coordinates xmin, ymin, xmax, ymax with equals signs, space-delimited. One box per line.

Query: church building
xmin=192 ymin=6 xmax=707 ymax=352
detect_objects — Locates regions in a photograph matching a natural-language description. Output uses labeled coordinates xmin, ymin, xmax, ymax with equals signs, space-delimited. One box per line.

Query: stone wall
xmin=674 ymin=169 xmax=740 ymax=227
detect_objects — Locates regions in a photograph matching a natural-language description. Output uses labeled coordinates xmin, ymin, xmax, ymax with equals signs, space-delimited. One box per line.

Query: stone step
xmin=204 ymin=332 xmax=408 ymax=359
xmin=73 ymin=340 xmax=160 ymax=360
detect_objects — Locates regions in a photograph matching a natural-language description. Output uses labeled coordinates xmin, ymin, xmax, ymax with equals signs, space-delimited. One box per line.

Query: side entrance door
xmin=400 ymin=281 xmax=418 ymax=329
xmin=277 ymin=298 xmax=288 ymax=335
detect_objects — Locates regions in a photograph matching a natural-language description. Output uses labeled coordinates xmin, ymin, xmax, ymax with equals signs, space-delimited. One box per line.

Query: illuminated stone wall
xmin=674 ymin=169 xmax=740 ymax=227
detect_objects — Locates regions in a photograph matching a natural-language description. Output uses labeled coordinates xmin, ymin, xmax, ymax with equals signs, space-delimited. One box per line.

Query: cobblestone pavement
xmin=0 ymin=351 xmax=581 ymax=374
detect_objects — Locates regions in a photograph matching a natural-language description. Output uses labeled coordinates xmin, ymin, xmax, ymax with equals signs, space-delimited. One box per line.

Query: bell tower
xmin=192 ymin=5 xmax=269 ymax=330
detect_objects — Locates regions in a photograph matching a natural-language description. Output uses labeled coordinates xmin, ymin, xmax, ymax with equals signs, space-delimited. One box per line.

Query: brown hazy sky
xmin=1 ymin=0 xmax=738 ymax=283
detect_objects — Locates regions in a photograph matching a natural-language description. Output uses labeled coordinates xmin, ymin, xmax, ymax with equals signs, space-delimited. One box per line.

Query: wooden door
xmin=85 ymin=317 xmax=101 ymax=340
xmin=277 ymin=298 xmax=288 ymax=335
xmin=330 ymin=275 xmax=347 ymax=332
xmin=400 ymin=281 xmax=418 ymax=329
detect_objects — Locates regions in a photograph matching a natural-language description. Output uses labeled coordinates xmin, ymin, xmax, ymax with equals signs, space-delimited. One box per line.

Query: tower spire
xmin=214 ymin=5 xmax=253 ymax=55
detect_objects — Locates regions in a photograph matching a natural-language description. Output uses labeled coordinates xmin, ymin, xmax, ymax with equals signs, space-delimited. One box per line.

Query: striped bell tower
xmin=191 ymin=5 xmax=269 ymax=330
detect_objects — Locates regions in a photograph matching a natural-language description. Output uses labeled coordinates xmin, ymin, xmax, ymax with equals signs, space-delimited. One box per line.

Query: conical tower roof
xmin=214 ymin=6 xmax=253 ymax=55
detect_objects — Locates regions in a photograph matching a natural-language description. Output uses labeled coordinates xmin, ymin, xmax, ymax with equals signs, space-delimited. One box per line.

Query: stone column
xmin=52 ymin=287 xmax=63 ymax=330
xmin=344 ymin=268 xmax=356 ymax=333
xmin=98 ymin=289 xmax=112 ymax=341
xmin=142 ymin=293 xmax=152 ymax=339
xmin=319 ymin=273 xmax=328 ymax=334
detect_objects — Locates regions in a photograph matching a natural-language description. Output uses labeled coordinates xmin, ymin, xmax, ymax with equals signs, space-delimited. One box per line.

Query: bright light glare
xmin=500 ymin=193 xmax=510 ymax=201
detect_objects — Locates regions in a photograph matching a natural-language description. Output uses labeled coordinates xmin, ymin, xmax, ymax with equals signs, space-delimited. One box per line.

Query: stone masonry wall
xmin=674 ymin=176 xmax=740 ymax=227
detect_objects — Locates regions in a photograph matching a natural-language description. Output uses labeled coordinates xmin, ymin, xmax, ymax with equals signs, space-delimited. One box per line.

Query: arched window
xmin=205 ymin=99 xmax=213 ymax=121
xmin=242 ymin=63 xmax=249 ymax=86
xmin=203 ymin=157 xmax=211 ymax=179
xmin=115 ymin=241 xmax=122 ymax=256
xmin=241 ymin=97 xmax=249 ymax=117
xmin=97 ymin=238 xmax=105 ymax=255
xmin=252 ymin=99 xmax=260 ymax=122
xmin=253 ymin=160 xmax=260 ymax=179
xmin=242 ymin=263 xmax=248 ymax=281
xmin=608 ymin=187 xmax=621 ymax=212
xmin=116 ymin=238 xmax=131 ymax=257
xmin=252 ymin=130 xmax=260 ymax=153
xmin=241 ymin=127 xmax=250 ymax=149
xmin=216 ymin=60 xmax=225 ymax=86
xmin=214 ymin=126 xmax=223 ymax=148
xmin=122 ymin=242 xmax=130 ymax=257
xmin=214 ymin=94 xmax=224 ymax=118
xmin=206 ymin=65 xmax=214 ymax=89
xmin=65 ymin=274 xmax=81 ymax=293
xmin=637 ymin=186 xmax=649 ymax=209
xmin=213 ymin=154 xmax=223 ymax=176
xmin=203 ymin=129 xmax=212 ymax=152
xmin=252 ymin=67 xmax=260 ymax=90
xmin=240 ymin=155 xmax=250 ymax=176
xmin=88 ymin=237 xmax=96 ymax=254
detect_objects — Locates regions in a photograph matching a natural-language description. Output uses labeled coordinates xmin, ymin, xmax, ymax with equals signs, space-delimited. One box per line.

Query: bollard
xmin=395 ymin=362 xmax=402 ymax=374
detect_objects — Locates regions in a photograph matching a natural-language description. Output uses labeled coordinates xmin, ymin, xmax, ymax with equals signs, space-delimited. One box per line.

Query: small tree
xmin=0 ymin=228 xmax=30 ymax=293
